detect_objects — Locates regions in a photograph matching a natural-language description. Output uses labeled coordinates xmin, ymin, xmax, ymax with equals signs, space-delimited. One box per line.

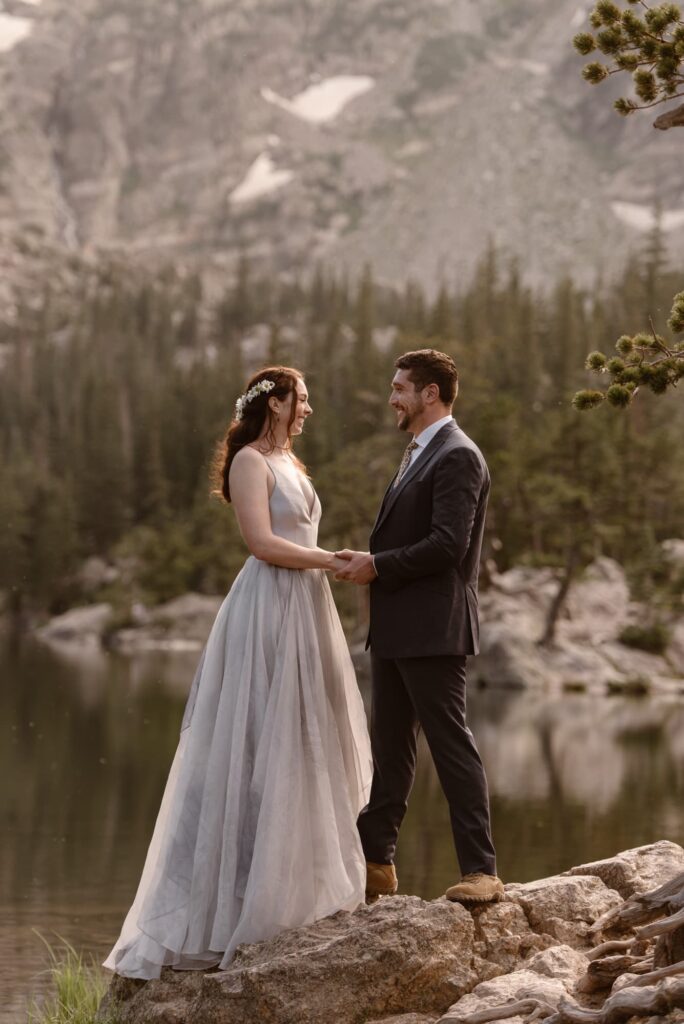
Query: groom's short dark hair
xmin=395 ymin=349 xmax=459 ymax=405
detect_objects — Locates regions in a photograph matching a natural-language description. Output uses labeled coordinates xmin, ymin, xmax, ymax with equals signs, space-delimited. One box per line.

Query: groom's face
xmin=389 ymin=369 xmax=425 ymax=432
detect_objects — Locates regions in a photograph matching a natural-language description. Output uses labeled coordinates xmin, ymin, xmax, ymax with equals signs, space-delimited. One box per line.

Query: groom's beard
xmin=397 ymin=400 xmax=424 ymax=432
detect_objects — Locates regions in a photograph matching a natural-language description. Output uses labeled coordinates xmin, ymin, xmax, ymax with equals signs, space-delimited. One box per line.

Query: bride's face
xmin=289 ymin=379 xmax=312 ymax=435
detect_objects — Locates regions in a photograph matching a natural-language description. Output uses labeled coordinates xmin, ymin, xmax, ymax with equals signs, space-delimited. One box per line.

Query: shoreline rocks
xmin=472 ymin=556 xmax=684 ymax=695
xmin=32 ymin=592 xmax=222 ymax=655
xmin=25 ymin=552 xmax=684 ymax=695
xmin=98 ymin=841 xmax=684 ymax=1024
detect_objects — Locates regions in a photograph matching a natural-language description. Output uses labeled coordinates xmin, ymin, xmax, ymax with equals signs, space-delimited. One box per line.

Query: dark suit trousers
xmin=357 ymin=653 xmax=496 ymax=877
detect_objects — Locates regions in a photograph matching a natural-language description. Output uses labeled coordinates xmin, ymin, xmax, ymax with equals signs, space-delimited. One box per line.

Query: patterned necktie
xmin=393 ymin=441 xmax=419 ymax=488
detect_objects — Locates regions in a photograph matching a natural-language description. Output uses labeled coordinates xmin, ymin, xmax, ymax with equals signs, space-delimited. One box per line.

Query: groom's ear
xmin=424 ymin=383 xmax=440 ymax=404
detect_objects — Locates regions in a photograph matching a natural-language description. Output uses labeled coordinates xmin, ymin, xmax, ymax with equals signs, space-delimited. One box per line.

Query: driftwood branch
xmin=577 ymin=954 xmax=653 ymax=994
xmin=544 ymin=976 xmax=684 ymax=1023
xmin=586 ymin=939 xmax=640 ymax=962
xmin=621 ymin=958 xmax=684 ymax=989
xmin=460 ymin=998 xmax=557 ymax=1023
xmin=589 ymin=871 xmax=684 ymax=933
xmin=654 ymin=101 xmax=684 ymax=129
xmin=636 ymin=904 xmax=684 ymax=941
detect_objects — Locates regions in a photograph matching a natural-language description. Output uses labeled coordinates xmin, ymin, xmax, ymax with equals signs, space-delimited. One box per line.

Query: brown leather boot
xmin=365 ymin=862 xmax=398 ymax=904
xmin=445 ymin=873 xmax=504 ymax=904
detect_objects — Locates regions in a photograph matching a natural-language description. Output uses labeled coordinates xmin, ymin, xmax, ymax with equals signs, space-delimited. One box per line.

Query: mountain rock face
xmin=1 ymin=0 xmax=684 ymax=296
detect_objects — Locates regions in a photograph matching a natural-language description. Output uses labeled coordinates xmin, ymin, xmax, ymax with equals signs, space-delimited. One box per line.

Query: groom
xmin=335 ymin=348 xmax=503 ymax=904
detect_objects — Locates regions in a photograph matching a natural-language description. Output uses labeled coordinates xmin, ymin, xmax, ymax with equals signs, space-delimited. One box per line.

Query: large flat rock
xmin=100 ymin=896 xmax=478 ymax=1024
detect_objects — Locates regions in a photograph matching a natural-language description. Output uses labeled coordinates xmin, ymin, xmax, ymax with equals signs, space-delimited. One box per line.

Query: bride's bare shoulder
xmin=229 ymin=446 xmax=267 ymax=478
xmin=230 ymin=446 xmax=274 ymax=496
xmin=232 ymin=444 xmax=265 ymax=465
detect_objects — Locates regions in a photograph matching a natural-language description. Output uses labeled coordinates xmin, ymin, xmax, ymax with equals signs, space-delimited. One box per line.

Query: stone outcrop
xmin=29 ymin=549 xmax=684 ymax=697
xmin=473 ymin=556 xmax=684 ymax=695
xmin=98 ymin=842 xmax=684 ymax=1024
xmin=35 ymin=602 xmax=114 ymax=647
xmin=503 ymin=875 xmax=622 ymax=949
xmin=567 ymin=839 xmax=684 ymax=899
xmin=101 ymin=896 xmax=478 ymax=1024
xmin=35 ymin=593 xmax=223 ymax=653
xmin=439 ymin=946 xmax=588 ymax=1023
xmin=109 ymin=593 xmax=223 ymax=653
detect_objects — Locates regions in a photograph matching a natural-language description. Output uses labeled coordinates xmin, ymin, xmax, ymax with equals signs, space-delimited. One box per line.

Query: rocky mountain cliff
xmin=1 ymin=0 xmax=684 ymax=300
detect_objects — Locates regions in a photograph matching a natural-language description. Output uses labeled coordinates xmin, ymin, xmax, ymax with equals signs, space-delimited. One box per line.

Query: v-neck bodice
xmin=262 ymin=454 xmax=321 ymax=548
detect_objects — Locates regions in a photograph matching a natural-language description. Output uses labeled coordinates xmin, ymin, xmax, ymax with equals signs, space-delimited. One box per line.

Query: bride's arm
xmin=229 ymin=447 xmax=339 ymax=571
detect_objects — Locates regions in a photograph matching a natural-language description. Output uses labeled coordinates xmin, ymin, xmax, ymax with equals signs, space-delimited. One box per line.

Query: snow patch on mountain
xmin=0 ymin=13 xmax=33 ymax=52
xmin=261 ymin=76 xmax=375 ymax=125
xmin=493 ymin=56 xmax=549 ymax=77
xmin=611 ymin=201 xmax=684 ymax=233
xmin=229 ymin=154 xmax=294 ymax=204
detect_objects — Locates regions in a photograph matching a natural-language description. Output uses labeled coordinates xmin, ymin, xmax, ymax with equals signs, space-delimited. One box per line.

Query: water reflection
xmin=2 ymin=637 xmax=683 ymax=1020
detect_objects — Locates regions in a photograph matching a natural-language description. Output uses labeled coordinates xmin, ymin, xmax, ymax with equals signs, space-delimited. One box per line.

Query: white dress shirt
xmin=407 ymin=414 xmax=454 ymax=471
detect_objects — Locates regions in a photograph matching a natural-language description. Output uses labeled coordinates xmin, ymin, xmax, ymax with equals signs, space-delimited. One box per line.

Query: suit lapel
xmin=371 ymin=420 xmax=456 ymax=536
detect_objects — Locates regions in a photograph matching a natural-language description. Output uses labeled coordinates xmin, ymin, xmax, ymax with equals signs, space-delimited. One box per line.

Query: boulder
xmin=100 ymin=896 xmax=478 ymax=1024
xmin=567 ymin=840 xmax=684 ymax=899
xmin=504 ymin=874 xmax=622 ymax=947
xmin=668 ymin=619 xmax=684 ymax=676
xmin=564 ymin=557 xmax=630 ymax=643
xmin=74 ymin=556 xmax=120 ymax=594
xmin=437 ymin=968 xmax=569 ymax=1024
xmin=147 ymin=593 xmax=224 ymax=635
xmin=661 ymin=538 xmax=684 ymax=572
xmin=524 ymin=944 xmax=589 ymax=985
xmin=438 ymin=945 xmax=588 ymax=1023
xmin=36 ymin=602 xmax=114 ymax=646
xmin=471 ymin=556 xmax=684 ymax=693
xmin=470 ymin=901 xmax=555 ymax=974
xmin=473 ymin=623 xmax=554 ymax=689
xmin=109 ymin=593 xmax=224 ymax=653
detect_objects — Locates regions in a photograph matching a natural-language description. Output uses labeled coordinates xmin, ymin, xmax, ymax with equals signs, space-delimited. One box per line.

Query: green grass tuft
xmin=28 ymin=934 xmax=114 ymax=1024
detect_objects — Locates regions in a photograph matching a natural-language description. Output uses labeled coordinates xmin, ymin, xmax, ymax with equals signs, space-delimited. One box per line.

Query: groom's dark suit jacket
xmin=368 ymin=419 xmax=490 ymax=659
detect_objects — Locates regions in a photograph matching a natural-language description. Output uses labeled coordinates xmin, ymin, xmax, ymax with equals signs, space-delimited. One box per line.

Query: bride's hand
xmin=330 ymin=555 xmax=352 ymax=575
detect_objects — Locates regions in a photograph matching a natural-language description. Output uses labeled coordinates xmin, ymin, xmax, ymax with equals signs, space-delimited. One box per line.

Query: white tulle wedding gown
xmin=104 ymin=455 xmax=372 ymax=979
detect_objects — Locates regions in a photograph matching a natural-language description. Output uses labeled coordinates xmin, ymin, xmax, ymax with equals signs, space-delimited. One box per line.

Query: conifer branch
xmin=574 ymin=293 xmax=684 ymax=408
xmin=574 ymin=1 xmax=684 ymax=126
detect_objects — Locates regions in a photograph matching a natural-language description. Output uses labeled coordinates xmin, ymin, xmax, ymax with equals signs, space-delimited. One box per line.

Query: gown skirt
xmin=104 ymin=555 xmax=373 ymax=979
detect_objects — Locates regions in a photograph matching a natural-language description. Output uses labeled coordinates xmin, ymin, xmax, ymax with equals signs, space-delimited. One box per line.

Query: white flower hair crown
xmin=234 ymin=379 xmax=276 ymax=421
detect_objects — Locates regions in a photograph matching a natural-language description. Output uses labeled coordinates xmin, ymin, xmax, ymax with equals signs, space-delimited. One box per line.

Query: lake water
xmin=2 ymin=634 xmax=684 ymax=1022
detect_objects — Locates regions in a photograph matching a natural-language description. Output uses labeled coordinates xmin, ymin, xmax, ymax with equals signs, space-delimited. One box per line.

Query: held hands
xmin=333 ymin=549 xmax=377 ymax=585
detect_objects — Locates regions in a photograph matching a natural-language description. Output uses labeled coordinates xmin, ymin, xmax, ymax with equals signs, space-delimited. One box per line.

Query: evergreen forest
xmin=1 ymin=239 xmax=683 ymax=633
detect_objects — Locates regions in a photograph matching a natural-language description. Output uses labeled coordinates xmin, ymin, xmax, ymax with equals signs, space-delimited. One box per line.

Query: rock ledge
xmin=99 ymin=841 xmax=684 ymax=1024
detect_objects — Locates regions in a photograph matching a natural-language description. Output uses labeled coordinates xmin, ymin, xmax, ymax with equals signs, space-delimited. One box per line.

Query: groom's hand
xmin=334 ymin=550 xmax=377 ymax=585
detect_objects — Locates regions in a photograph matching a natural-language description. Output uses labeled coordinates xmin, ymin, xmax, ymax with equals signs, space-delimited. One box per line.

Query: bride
xmin=104 ymin=366 xmax=372 ymax=979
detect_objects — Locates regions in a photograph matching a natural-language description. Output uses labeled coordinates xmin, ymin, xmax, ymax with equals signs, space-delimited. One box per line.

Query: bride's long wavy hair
xmin=211 ymin=366 xmax=306 ymax=503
